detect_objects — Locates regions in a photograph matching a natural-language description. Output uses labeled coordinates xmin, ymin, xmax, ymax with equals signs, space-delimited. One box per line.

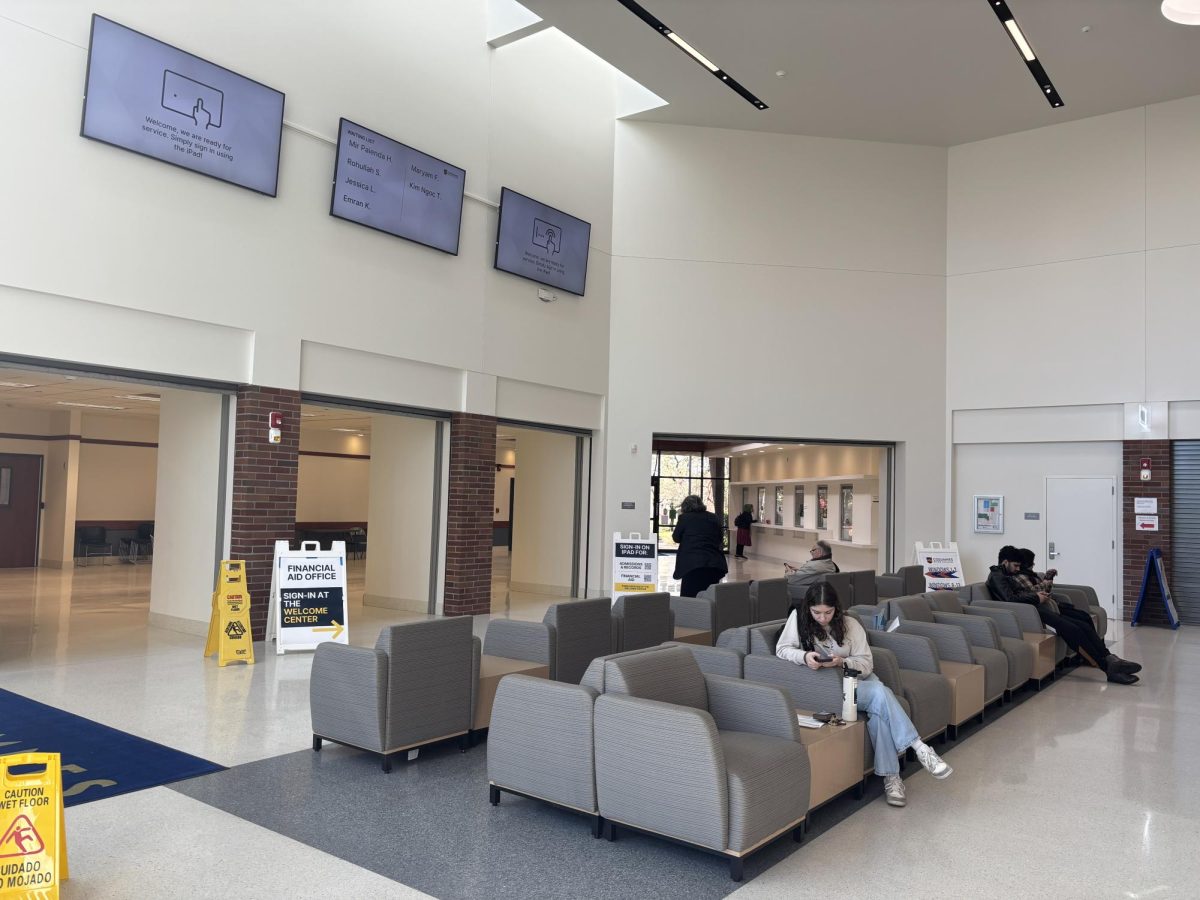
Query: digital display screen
xmin=81 ymin=15 xmax=285 ymax=196
xmin=494 ymin=188 xmax=591 ymax=296
xmin=329 ymin=119 xmax=466 ymax=255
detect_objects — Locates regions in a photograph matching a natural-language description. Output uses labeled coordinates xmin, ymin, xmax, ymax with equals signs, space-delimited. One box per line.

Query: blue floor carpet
xmin=0 ymin=689 xmax=225 ymax=806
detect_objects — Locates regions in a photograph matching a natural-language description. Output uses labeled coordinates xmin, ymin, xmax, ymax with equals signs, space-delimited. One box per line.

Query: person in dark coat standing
xmin=672 ymin=495 xmax=728 ymax=597
xmin=733 ymin=503 xmax=755 ymax=560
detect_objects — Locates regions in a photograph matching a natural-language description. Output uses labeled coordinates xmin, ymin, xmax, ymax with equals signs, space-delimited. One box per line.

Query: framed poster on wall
xmin=793 ymin=486 xmax=805 ymax=528
xmin=816 ymin=485 xmax=828 ymax=530
xmin=973 ymin=495 xmax=1004 ymax=534
xmin=774 ymin=486 xmax=784 ymax=525
xmin=757 ymin=487 xmax=767 ymax=525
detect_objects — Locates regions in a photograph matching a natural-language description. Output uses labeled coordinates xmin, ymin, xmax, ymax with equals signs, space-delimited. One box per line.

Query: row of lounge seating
xmin=308 ymin=570 xmax=1107 ymax=880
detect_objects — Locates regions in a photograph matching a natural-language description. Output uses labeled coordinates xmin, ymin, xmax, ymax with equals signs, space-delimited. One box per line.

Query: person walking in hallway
xmin=672 ymin=495 xmax=728 ymax=597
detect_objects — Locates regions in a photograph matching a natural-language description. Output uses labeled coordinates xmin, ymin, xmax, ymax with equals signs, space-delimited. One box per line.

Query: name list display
xmin=330 ymin=118 xmax=466 ymax=255
xmin=81 ymin=15 xmax=285 ymax=196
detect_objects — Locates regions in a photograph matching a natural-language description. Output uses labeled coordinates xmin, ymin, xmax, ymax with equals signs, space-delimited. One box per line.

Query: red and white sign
xmin=1135 ymin=515 xmax=1159 ymax=531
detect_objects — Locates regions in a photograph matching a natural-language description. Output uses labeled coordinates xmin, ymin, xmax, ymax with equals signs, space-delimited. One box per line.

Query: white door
xmin=1045 ymin=477 xmax=1117 ymax=621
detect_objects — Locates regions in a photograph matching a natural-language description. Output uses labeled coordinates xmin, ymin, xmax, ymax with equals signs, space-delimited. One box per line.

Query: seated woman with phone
xmin=775 ymin=581 xmax=954 ymax=808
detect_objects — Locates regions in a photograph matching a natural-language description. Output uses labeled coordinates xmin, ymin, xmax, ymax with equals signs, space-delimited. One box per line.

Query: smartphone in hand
xmin=815 ymin=653 xmax=833 ymax=663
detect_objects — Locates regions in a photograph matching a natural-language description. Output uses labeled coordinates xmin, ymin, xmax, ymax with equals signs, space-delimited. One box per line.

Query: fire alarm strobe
xmin=268 ymin=411 xmax=283 ymax=445
xmin=1140 ymin=456 xmax=1152 ymax=482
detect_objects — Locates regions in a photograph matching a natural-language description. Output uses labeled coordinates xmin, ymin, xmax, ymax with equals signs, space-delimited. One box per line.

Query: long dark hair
xmin=790 ymin=581 xmax=846 ymax=650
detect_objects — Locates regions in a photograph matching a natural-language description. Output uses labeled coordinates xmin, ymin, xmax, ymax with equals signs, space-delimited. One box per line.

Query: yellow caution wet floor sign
xmin=0 ymin=753 xmax=67 ymax=898
xmin=204 ymin=560 xmax=255 ymax=667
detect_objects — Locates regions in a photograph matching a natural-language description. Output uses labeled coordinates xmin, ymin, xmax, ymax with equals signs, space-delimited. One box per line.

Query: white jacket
xmin=775 ymin=610 xmax=874 ymax=679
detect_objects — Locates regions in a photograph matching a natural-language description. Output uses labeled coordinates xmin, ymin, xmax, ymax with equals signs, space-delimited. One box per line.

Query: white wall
xmin=149 ymin=389 xmax=224 ymax=631
xmin=364 ymin=415 xmax=437 ymax=612
xmin=607 ymin=123 xmax=949 ymax=577
xmin=946 ymin=95 xmax=1200 ymax=587
xmin=76 ymin=415 xmax=159 ymax=522
xmin=0 ymin=2 xmax=616 ymax=411
xmin=296 ymin=429 xmax=370 ymax=523
xmin=953 ymin=441 xmax=1121 ymax=586
xmin=510 ymin=428 xmax=577 ymax=595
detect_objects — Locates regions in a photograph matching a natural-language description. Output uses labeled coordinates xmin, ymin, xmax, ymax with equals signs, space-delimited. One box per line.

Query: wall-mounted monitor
xmin=494 ymin=188 xmax=591 ymax=296
xmin=81 ymin=15 xmax=285 ymax=196
xmin=329 ymin=119 xmax=465 ymax=255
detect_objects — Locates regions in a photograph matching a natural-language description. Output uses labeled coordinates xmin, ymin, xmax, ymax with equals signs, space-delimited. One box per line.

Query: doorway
xmin=0 ymin=454 xmax=42 ymax=567
xmin=1045 ymin=476 xmax=1117 ymax=621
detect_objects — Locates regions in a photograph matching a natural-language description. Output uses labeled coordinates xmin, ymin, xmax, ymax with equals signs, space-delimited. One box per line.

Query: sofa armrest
xmin=972 ymin=598 xmax=1044 ymax=634
xmin=963 ymin=605 xmax=1022 ymax=640
xmin=663 ymin=642 xmax=744 ymax=678
xmin=742 ymin=654 xmax=843 ymax=715
xmin=670 ymin=595 xmax=713 ymax=631
xmin=483 ymin=619 xmax=552 ymax=666
xmin=865 ymin=630 xmax=941 ymax=674
xmin=488 ymin=675 xmax=598 ymax=813
xmin=594 ymin=693 xmax=728 ymax=852
xmin=704 ymin=674 xmax=799 ymax=741
xmin=310 ymin=642 xmax=387 ymax=751
xmin=934 ymin=611 xmax=1000 ymax=650
xmin=869 ymin=646 xmax=905 ymax=697
xmin=896 ymin=620 xmax=973 ymax=664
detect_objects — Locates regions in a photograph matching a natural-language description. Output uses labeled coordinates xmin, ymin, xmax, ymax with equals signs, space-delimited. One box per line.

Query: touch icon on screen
xmin=532 ymin=218 xmax=561 ymax=254
xmin=162 ymin=69 xmax=224 ymax=129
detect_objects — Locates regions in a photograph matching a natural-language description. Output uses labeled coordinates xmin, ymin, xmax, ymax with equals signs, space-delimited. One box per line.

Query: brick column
xmin=1122 ymin=440 xmax=1172 ymax=624
xmin=231 ymin=386 xmax=301 ymax=639
xmin=445 ymin=413 xmax=496 ymax=617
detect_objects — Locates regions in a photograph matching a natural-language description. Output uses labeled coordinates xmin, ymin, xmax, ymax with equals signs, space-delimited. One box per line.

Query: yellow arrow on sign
xmin=313 ymin=621 xmax=345 ymax=640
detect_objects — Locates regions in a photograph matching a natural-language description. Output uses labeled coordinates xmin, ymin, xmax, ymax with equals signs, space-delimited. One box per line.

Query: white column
xmin=364 ymin=414 xmax=437 ymax=612
xmin=39 ymin=411 xmax=80 ymax=567
xmin=510 ymin=429 xmax=577 ymax=597
xmin=150 ymin=389 xmax=225 ymax=633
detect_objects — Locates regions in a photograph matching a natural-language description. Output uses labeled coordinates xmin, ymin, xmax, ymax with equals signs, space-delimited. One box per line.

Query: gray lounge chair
xmin=749 ymin=578 xmax=791 ymax=623
xmin=310 ymin=617 xmax=479 ymax=772
xmin=611 ymin=592 xmax=674 ymax=652
xmin=673 ymin=581 xmax=751 ymax=645
xmin=592 ymin=646 xmax=810 ymax=881
xmin=483 ymin=598 xmax=613 ymax=683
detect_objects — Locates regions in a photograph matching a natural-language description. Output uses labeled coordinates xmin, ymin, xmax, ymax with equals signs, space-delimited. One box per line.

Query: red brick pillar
xmin=444 ymin=413 xmax=496 ymax=617
xmin=1122 ymin=440 xmax=1172 ymax=623
xmin=231 ymin=386 xmax=301 ymax=639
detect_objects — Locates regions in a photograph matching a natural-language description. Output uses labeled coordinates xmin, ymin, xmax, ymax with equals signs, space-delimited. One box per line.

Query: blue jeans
xmin=857 ymin=675 xmax=919 ymax=776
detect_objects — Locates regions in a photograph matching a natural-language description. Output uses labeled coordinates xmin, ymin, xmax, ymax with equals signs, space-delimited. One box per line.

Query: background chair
xmin=611 ymin=592 xmax=674 ymax=652
xmin=749 ymin=578 xmax=790 ymax=623
xmin=76 ymin=525 xmax=111 ymax=566
xmin=310 ymin=617 xmax=479 ymax=771
xmin=673 ymin=581 xmax=751 ymax=645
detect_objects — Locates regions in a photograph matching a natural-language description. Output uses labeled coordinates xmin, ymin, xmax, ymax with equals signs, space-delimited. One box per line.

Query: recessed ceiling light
xmin=114 ymin=393 xmax=160 ymax=402
xmin=1003 ymin=18 xmax=1036 ymax=61
xmin=301 ymin=413 xmax=317 ymax=417
xmin=1162 ymin=1 xmax=1200 ymax=25
xmin=56 ymin=401 xmax=125 ymax=410
xmin=0 ymin=381 xmax=35 ymax=388
xmin=331 ymin=427 xmax=364 ymax=432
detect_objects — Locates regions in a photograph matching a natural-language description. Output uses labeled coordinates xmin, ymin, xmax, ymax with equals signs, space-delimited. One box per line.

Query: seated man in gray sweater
xmin=784 ymin=539 xmax=840 ymax=601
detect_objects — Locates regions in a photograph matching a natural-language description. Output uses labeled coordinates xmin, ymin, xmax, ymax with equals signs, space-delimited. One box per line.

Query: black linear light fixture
xmin=987 ymin=0 xmax=1064 ymax=108
xmin=615 ymin=0 xmax=768 ymax=109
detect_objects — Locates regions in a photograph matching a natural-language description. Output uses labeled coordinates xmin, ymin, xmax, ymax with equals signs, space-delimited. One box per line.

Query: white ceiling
xmin=0 ymin=367 xmax=161 ymax=418
xmin=520 ymin=0 xmax=1200 ymax=146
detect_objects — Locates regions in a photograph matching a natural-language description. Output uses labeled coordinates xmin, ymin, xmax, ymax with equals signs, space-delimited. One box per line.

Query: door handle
xmin=1048 ymin=541 xmax=1058 ymax=560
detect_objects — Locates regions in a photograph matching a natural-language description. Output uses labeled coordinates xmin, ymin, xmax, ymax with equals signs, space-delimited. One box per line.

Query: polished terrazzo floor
xmin=1 ymin=558 xmax=1197 ymax=898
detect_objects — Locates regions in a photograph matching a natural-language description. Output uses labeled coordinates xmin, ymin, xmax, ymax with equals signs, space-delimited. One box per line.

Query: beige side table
xmin=1022 ymin=631 xmax=1057 ymax=682
xmin=794 ymin=713 xmax=866 ymax=811
xmin=475 ymin=655 xmax=550 ymax=730
xmin=673 ymin=626 xmax=712 ymax=646
xmin=938 ymin=660 xmax=985 ymax=736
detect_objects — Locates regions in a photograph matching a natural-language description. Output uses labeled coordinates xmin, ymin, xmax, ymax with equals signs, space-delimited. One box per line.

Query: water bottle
xmin=841 ymin=666 xmax=859 ymax=722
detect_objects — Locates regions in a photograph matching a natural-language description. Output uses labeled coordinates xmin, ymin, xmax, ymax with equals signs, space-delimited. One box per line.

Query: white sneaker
xmin=883 ymin=774 xmax=906 ymax=807
xmin=914 ymin=743 xmax=953 ymax=780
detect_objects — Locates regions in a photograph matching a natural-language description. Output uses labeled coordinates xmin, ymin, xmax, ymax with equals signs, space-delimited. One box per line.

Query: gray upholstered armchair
xmin=481 ymin=597 xmax=612 ymax=683
xmin=749 ymin=577 xmax=790 ymax=623
xmin=1052 ymin=583 xmax=1108 ymax=637
xmin=592 ymin=646 xmax=810 ymax=881
xmin=611 ymin=592 xmax=674 ymax=652
xmin=672 ymin=581 xmax=751 ymax=644
xmin=487 ymin=674 xmax=602 ymax=836
xmin=310 ymin=617 xmax=479 ymax=772
xmin=845 ymin=570 xmax=879 ymax=608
